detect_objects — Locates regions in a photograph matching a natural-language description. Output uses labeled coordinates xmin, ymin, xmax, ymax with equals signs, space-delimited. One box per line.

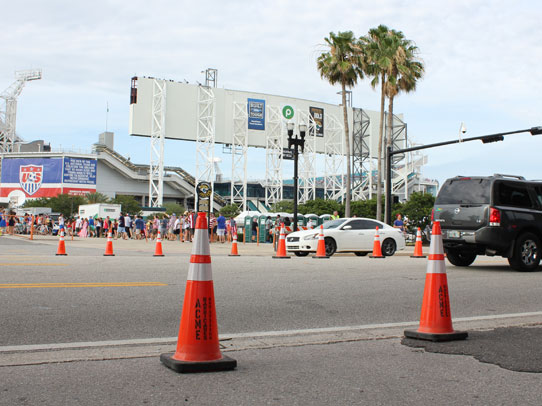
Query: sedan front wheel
xmin=324 ymin=238 xmax=337 ymax=257
xmin=381 ymin=238 xmax=397 ymax=256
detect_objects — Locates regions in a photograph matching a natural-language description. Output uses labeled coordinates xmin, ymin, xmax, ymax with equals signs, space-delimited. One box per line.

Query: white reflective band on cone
xmin=426 ymin=258 xmax=447 ymax=274
xmin=187 ymin=262 xmax=213 ymax=281
xmin=192 ymin=229 xmax=210 ymax=256
xmin=429 ymin=234 xmax=443 ymax=255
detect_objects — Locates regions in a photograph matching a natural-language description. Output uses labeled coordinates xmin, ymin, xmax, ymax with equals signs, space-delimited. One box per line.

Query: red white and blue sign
xmin=0 ymin=157 xmax=97 ymax=199
xmin=19 ymin=165 xmax=44 ymax=196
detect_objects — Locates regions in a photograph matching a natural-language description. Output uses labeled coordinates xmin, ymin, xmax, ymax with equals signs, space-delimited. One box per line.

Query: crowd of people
xmin=0 ymin=209 xmax=54 ymax=236
xmin=45 ymin=210 xmax=240 ymax=242
xmin=0 ymin=209 xmax=240 ymax=242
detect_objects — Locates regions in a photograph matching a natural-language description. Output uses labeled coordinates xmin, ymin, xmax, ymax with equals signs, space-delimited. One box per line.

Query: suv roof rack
xmin=493 ymin=174 xmax=526 ymax=180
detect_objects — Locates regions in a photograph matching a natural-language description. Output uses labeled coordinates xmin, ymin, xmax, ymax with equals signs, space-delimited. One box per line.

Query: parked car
xmin=285 ymin=217 xmax=405 ymax=257
xmin=433 ymin=174 xmax=542 ymax=271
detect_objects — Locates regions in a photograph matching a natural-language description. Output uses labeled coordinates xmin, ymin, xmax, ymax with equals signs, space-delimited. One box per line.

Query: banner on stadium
xmin=247 ymin=98 xmax=265 ymax=131
xmin=0 ymin=157 xmax=97 ymax=199
xmin=309 ymin=107 xmax=324 ymax=137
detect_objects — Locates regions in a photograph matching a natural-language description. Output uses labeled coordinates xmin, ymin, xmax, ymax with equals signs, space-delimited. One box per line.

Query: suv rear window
xmin=436 ymin=178 xmax=491 ymax=205
xmin=494 ymin=182 xmax=533 ymax=208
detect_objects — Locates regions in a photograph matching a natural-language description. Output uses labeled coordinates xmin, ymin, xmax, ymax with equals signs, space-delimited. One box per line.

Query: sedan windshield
xmin=322 ymin=219 xmax=346 ymax=229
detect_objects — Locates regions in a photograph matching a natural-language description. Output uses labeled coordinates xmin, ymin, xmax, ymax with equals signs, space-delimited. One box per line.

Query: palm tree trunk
xmin=342 ymin=81 xmax=351 ymax=217
xmin=376 ymin=75 xmax=385 ymax=221
xmin=384 ymin=94 xmax=395 ymax=223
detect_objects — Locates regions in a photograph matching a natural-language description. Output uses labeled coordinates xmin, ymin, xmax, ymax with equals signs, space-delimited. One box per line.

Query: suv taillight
xmin=489 ymin=207 xmax=501 ymax=226
xmin=431 ymin=208 xmax=435 ymax=222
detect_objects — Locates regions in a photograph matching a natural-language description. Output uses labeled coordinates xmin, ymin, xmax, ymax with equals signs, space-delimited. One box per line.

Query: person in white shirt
xmin=124 ymin=215 xmax=132 ymax=239
xmin=174 ymin=217 xmax=181 ymax=241
xmin=75 ymin=216 xmax=82 ymax=234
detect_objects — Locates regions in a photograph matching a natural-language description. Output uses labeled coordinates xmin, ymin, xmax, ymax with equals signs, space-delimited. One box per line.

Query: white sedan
xmin=285 ymin=217 xmax=405 ymax=257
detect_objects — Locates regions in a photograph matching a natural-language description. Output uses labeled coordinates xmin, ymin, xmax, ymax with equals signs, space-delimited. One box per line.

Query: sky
xmin=3 ymin=0 xmax=542 ymax=189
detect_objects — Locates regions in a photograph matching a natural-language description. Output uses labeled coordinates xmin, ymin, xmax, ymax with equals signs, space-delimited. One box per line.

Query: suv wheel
xmin=445 ymin=249 xmax=477 ymax=267
xmin=508 ymin=232 xmax=541 ymax=272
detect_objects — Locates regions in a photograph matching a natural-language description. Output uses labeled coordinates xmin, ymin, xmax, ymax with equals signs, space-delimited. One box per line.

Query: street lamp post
xmin=288 ymin=122 xmax=306 ymax=232
xmin=385 ymin=126 xmax=542 ymax=225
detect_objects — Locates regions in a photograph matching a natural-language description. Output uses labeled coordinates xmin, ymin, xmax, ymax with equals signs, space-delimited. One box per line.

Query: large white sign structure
xmin=129 ymin=76 xmax=417 ymax=210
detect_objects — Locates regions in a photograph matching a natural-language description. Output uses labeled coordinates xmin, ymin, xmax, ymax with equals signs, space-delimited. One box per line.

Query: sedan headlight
xmin=303 ymin=233 xmax=319 ymax=240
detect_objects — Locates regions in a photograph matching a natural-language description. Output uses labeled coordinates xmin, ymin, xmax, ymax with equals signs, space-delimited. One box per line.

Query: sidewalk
xmin=3 ymin=234 xmax=418 ymax=257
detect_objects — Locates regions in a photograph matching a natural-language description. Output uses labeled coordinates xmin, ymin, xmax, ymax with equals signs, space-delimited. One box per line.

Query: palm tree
xmin=361 ymin=26 xmax=424 ymax=222
xmin=359 ymin=25 xmax=394 ymax=221
xmin=85 ymin=192 xmax=110 ymax=204
xmin=317 ymin=31 xmax=363 ymax=217
xmin=383 ymin=33 xmax=424 ymax=222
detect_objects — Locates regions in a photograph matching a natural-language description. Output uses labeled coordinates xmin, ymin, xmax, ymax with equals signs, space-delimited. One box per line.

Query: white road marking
xmin=2 ymin=310 xmax=542 ymax=353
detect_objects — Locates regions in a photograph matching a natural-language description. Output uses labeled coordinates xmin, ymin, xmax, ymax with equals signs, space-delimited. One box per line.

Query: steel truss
xmin=324 ymin=113 xmax=345 ymax=201
xmin=148 ymin=79 xmax=166 ymax=207
xmin=388 ymin=114 xmax=409 ymax=200
xmin=352 ymin=108 xmax=371 ymax=200
xmin=195 ymin=86 xmax=216 ymax=208
xmin=265 ymin=105 xmax=283 ymax=207
xmin=297 ymin=110 xmax=316 ymax=203
xmin=0 ymin=69 xmax=42 ymax=153
xmin=231 ymin=102 xmax=248 ymax=211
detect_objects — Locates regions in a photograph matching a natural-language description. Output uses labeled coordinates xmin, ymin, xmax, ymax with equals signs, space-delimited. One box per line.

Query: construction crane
xmin=0 ymin=69 xmax=42 ymax=153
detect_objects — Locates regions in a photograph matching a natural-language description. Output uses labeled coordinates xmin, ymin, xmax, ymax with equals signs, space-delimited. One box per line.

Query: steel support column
xmin=149 ymin=79 xmax=166 ymax=207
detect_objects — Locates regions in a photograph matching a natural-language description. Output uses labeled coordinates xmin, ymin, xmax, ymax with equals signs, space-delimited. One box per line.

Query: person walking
xmin=174 ymin=215 xmax=181 ymax=241
xmin=216 ymin=212 xmax=226 ymax=243
xmin=265 ymin=216 xmax=273 ymax=243
xmin=117 ymin=213 xmax=126 ymax=240
xmin=95 ymin=217 xmax=102 ymax=238
xmin=182 ymin=213 xmax=190 ymax=242
xmin=135 ymin=216 xmax=145 ymax=240
xmin=124 ymin=214 xmax=132 ymax=239
xmin=251 ymin=217 xmax=258 ymax=242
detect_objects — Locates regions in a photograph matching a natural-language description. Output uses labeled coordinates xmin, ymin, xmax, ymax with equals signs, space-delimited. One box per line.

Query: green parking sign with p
xmin=282 ymin=105 xmax=294 ymax=120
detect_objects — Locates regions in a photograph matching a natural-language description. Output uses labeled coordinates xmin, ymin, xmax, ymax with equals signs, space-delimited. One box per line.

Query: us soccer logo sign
xmin=19 ymin=165 xmax=43 ymax=196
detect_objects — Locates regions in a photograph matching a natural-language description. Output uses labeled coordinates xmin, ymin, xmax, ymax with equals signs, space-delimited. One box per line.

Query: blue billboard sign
xmin=247 ymin=98 xmax=265 ymax=130
xmin=63 ymin=157 xmax=97 ymax=185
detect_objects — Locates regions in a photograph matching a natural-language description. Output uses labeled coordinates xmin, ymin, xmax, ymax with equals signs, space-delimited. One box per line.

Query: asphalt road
xmin=1 ymin=235 xmax=542 ymax=405
xmin=1 ymin=236 xmax=541 ymax=346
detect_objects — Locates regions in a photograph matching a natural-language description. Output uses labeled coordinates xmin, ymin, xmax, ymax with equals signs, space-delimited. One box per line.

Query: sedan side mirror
xmin=342 ymin=225 xmax=352 ymax=230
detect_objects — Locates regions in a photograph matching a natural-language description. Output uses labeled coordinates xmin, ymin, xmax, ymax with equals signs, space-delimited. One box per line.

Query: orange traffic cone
xmin=369 ymin=227 xmax=385 ymax=258
xmin=154 ymin=230 xmax=165 ymax=257
xmin=404 ymin=221 xmax=468 ymax=342
xmin=104 ymin=231 xmax=115 ymax=256
xmin=161 ymin=212 xmax=237 ymax=373
xmin=55 ymin=230 xmax=67 ymax=256
xmin=411 ymin=227 xmax=426 ymax=258
xmin=312 ymin=225 xmax=328 ymax=259
xmin=228 ymin=232 xmax=240 ymax=257
xmin=272 ymin=224 xmax=290 ymax=259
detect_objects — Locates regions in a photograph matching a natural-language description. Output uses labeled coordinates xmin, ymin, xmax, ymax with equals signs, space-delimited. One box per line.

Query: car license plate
xmin=448 ymin=230 xmax=460 ymax=238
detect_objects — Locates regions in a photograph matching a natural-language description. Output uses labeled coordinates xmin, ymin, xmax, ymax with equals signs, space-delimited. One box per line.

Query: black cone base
xmin=410 ymin=255 xmax=427 ymax=258
xmin=272 ymin=256 xmax=291 ymax=259
xmin=103 ymin=254 xmax=115 ymax=256
xmin=56 ymin=253 xmax=67 ymax=256
xmin=160 ymin=353 xmax=237 ymax=373
xmin=153 ymin=254 xmax=165 ymax=257
xmin=228 ymin=254 xmax=240 ymax=257
xmin=369 ymin=255 xmax=385 ymax=258
xmin=404 ymin=329 xmax=468 ymax=342
xmin=312 ymin=256 xmax=329 ymax=259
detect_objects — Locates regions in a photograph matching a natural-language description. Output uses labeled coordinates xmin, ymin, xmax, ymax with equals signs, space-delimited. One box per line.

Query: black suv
xmin=433 ymin=174 xmax=542 ymax=271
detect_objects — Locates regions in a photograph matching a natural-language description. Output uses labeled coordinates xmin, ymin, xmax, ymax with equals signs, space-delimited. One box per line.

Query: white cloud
xmin=2 ymin=0 xmax=542 ymax=186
